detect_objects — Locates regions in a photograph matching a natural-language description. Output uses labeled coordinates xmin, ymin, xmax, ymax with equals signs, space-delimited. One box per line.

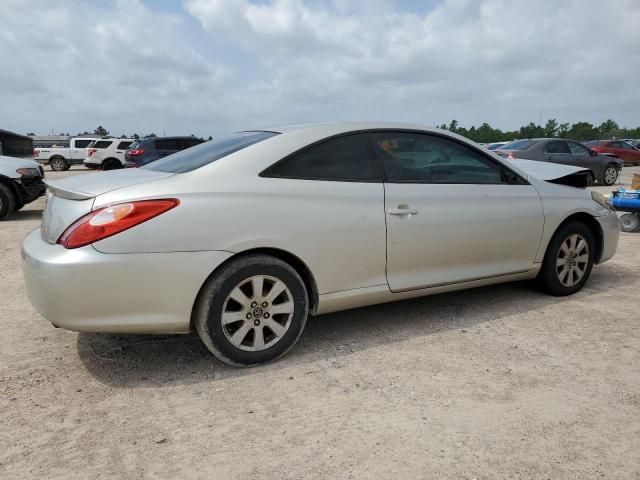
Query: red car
xmin=585 ymin=140 xmax=640 ymax=166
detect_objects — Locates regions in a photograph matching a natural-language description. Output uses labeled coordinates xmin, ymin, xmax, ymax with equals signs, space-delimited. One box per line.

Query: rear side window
xmin=93 ymin=141 xmax=113 ymax=149
xmin=74 ymin=139 xmax=92 ymax=148
xmin=501 ymin=140 xmax=536 ymax=150
xmin=544 ymin=141 xmax=570 ymax=154
xmin=145 ymin=131 xmax=278 ymax=173
xmin=263 ymin=133 xmax=380 ymax=182
xmin=155 ymin=139 xmax=179 ymax=151
xmin=117 ymin=141 xmax=132 ymax=149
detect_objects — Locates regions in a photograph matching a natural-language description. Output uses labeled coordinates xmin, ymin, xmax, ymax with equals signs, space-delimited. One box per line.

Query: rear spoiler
xmin=44 ymin=181 xmax=94 ymax=200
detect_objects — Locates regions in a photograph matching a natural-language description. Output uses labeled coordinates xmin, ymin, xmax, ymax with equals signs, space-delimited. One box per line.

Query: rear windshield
xmin=144 ymin=131 xmax=279 ymax=173
xmin=500 ymin=140 xmax=536 ymax=151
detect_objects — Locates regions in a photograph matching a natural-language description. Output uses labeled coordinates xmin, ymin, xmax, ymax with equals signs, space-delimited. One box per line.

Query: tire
xmin=194 ymin=254 xmax=309 ymax=367
xmin=0 ymin=183 xmax=17 ymax=220
xmin=49 ymin=157 xmax=68 ymax=171
xmin=102 ymin=159 xmax=122 ymax=171
xmin=601 ymin=165 xmax=619 ymax=186
xmin=536 ymin=221 xmax=595 ymax=296
xmin=619 ymin=213 xmax=640 ymax=233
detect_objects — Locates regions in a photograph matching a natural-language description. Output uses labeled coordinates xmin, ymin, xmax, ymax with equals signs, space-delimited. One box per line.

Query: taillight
xmin=507 ymin=152 xmax=516 ymax=159
xmin=88 ymin=148 xmax=97 ymax=156
xmin=33 ymin=149 xmax=39 ymax=158
xmin=57 ymin=199 xmax=179 ymax=249
xmin=128 ymin=148 xmax=145 ymax=156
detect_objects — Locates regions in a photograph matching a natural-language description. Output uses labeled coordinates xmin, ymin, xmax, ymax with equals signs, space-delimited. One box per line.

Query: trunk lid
xmin=41 ymin=169 xmax=174 ymax=244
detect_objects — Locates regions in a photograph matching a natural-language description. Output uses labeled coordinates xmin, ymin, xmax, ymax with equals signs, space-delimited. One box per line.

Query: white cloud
xmin=1 ymin=0 xmax=639 ymax=136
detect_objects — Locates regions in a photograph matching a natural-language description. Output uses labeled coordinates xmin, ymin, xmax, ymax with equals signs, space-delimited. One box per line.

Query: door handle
xmin=388 ymin=205 xmax=418 ymax=216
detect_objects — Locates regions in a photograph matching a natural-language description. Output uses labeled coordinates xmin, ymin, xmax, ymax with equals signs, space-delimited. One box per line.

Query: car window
xmin=155 ymin=139 xmax=179 ymax=151
xmin=584 ymin=140 xmax=602 ymax=147
xmin=265 ymin=133 xmax=379 ymax=182
xmin=74 ymin=139 xmax=92 ymax=148
xmin=93 ymin=140 xmax=113 ymax=149
xmin=567 ymin=142 xmax=589 ymax=155
xmin=145 ymin=131 xmax=278 ymax=173
xmin=127 ymin=141 xmax=141 ymax=150
xmin=500 ymin=139 xmax=536 ymax=151
xmin=544 ymin=141 xmax=571 ymax=154
xmin=117 ymin=141 xmax=132 ymax=150
xmin=372 ymin=132 xmax=505 ymax=184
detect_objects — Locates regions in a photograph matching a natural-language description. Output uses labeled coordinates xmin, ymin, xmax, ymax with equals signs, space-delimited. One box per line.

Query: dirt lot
xmin=1 ymin=166 xmax=639 ymax=479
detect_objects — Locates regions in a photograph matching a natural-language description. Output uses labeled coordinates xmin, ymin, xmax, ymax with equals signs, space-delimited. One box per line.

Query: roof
xmin=253 ymin=121 xmax=446 ymax=135
xmin=0 ymin=128 xmax=32 ymax=140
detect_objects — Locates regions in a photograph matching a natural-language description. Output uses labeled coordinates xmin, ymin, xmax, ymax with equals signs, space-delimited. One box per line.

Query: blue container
xmin=610 ymin=196 xmax=640 ymax=210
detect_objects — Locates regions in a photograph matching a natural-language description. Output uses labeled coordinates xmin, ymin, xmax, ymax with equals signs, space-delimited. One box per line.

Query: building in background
xmin=0 ymin=129 xmax=34 ymax=157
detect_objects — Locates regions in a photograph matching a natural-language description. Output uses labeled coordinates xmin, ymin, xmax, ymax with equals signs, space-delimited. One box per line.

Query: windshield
xmin=499 ymin=139 xmax=536 ymax=151
xmin=144 ymin=131 xmax=279 ymax=173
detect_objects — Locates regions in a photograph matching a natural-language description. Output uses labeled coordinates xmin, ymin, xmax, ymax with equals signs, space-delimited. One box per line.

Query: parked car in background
xmin=125 ymin=136 xmax=205 ymax=167
xmin=34 ymin=137 xmax=98 ymax=171
xmin=23 ymin=122 xmax=619 ymax=366
xmin=584 ymin=140 xmax=640 ymax=166
xmin=485 ymin=141 xmax=509 ymax=150
xmin=84 ymin=138 xmax=135 ymax=170
xmin=0 ymin=155 xmax=46 ymax=220
xmin=623 ymin=139 xmax=640 ymax=148
xmin=496 ymin=138 xmax=623 ymax=185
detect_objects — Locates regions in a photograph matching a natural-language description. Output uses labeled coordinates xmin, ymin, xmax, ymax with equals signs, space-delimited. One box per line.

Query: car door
xmin=543 ymin=140 xmax=574 ymax=166
xmin=373 ymin=131 xmax=544 ymax=292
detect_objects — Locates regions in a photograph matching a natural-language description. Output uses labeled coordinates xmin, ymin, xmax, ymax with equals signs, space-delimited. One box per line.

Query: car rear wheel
xmin=0 ymin=183 xmax=17 ymax=220
xmin=536 ymin=221 xmax=595 ymax=296
xmin=50 ymin=157 xmax=68 ymax=171
xmin=102 ymin=159 xmax=122 ymax=171
xmin=194 ymin=254 xmax=309 ymax=366
xmin=602 ymin=165 xmax=619 ymax=185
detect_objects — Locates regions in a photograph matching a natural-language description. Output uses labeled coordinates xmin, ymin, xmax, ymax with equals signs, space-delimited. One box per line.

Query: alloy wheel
xmin=604 ymin=166 xmax=618 ymax=185
xmin=556 ymin=233 xmax=589 ymax=287
xmin=221 ymin=275 xmax=294 ymax=352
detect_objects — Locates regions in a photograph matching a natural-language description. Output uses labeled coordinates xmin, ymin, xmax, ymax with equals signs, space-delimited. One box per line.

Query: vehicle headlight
xmin=16 ymin=167 xmax=41 ymax=177
xmin=591 ymin=191 xmax=614 ymax=212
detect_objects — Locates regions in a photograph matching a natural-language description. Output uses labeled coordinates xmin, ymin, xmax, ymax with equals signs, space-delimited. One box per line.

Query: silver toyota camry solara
xmin=22 ymin=122 xmax=619 ymax=366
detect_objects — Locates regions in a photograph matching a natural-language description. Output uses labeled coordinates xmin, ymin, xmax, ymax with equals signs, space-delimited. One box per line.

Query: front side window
xmin=544 ymin=141 xmax=570 ymax=154
xmin=372 ymin=132 xmax=505 ymax=184
xmin=145 ymin=131 xmax=278 ymax=173
xmin=264 ymin=133 xmax=380 ymax=182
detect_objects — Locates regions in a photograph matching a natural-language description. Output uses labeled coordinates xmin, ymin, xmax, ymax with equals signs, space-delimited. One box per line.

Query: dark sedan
xmin=496 ymin=139 xmax=623 ymax=186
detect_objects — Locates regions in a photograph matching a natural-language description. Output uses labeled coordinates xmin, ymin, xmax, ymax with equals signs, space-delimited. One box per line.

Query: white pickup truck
xmin=34 ymin=137 xmax=99 ymax=171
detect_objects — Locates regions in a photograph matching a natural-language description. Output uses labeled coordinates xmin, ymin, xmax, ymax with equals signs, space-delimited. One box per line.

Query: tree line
xmin=438 ymin=119 xmax=640 ymax=144
xmin=28 ymin=126 xmax=212 ymax=141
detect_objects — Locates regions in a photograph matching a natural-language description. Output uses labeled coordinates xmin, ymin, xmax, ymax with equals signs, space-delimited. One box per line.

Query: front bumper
xmin=596 ymin=210 xmax=619 ymax=264
xmin=22 ymin=229 xmax=232 ymax=334
xmin=16 ymin=176 xmax=46 ymax=204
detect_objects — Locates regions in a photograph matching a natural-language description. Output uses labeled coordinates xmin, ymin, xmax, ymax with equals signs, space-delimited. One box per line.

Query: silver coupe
xmin=22 ymin=122 xmax=619 ymax=366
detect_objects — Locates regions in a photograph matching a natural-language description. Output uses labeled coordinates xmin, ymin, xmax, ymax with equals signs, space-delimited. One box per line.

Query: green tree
xmin=544 ymin=119 xmax=558 ymax=137
xmin=598 ymin=119 xmax=619 ymax=139
xmin=132 ymin=133 xmax=140 ymax=140
xmin=94 ymin=126 xmax=109 ymax=136
xmin=567 ymin=122 xmax=597 ymax=141
xmin=448 ymin=120 xmax=459 ymax=133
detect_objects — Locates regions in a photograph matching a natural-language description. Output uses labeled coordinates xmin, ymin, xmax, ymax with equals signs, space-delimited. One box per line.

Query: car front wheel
xmin=536 ymin=221 xmax=595 ymax=296
xmin=194 ymin=254 xmax=309 ymax=366
xmin=0 ymin=183 xmax=17 ymax=220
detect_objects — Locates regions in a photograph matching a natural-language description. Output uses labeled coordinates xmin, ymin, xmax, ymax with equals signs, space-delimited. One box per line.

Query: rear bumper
xmin=22 ymin=229 xmax=233 ymax=334
xmin=596 ymin=211 xmax=619 ymax=264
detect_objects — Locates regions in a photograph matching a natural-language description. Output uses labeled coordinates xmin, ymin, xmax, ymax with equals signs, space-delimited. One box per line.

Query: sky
xmin=1 ymin=0 xmax=639 ymax=138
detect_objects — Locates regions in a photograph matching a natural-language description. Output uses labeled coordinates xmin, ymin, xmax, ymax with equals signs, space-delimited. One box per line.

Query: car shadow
xmin=8 ymin=209 xmax=43 ymax=221
xmin=77 ymin=263 xmax=637 ymax=388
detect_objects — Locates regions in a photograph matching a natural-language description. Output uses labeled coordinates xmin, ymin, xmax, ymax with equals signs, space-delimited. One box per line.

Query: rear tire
xmin=536 ymin=221 xmax=595 ymax=296
xmin=50 ymin=157 xmax=68 ymax=171
xmin=194 ymin=254 xmax=308 ymax=367
xmin=102 ymin=159 xmax=122 ymax=171
xmin=601 ymin=165 xmax=618 ymax=185
xmin=0 ymin=183 xmax=17 ymax=220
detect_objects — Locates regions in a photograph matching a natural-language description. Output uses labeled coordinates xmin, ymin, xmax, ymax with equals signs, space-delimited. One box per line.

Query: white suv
xmin=84 ymin=139 xmax=135 ymax=170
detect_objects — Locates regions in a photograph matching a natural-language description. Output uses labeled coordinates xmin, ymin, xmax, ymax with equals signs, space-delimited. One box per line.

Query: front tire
xmin=194 ymin=254 xmax=309 ymax=367
xmin=536 ymin=221 xmax=595 ymax=296
xmin=50 ymin=157 xmax=68 ymax=171
xmin=0 ymin=183 xmax=17 ymax=220
xmin=601 ymin=165 xmax=619 ymax=186
xmin=619 ymin=213 xmax=640 ymax=233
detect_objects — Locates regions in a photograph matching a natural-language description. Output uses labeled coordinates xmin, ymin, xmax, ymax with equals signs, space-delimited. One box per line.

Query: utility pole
xmin=539 ymin=113 xmax=542 ymax=126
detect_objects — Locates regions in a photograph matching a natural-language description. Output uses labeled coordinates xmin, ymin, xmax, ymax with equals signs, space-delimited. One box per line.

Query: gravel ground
xmin=1 ymin=166 xmax=639 ymax=479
